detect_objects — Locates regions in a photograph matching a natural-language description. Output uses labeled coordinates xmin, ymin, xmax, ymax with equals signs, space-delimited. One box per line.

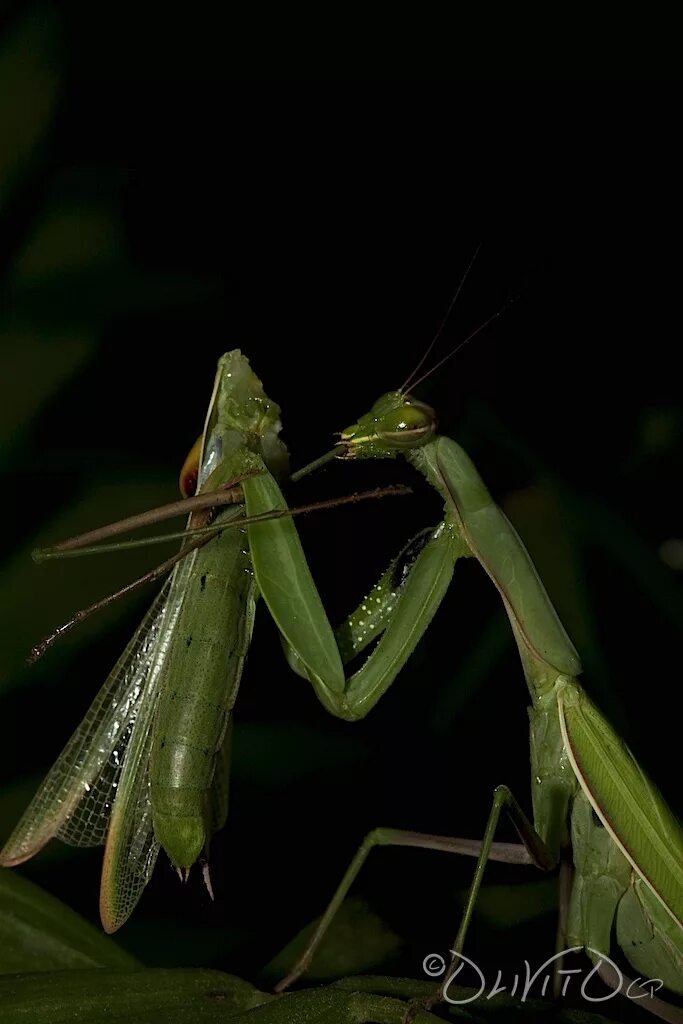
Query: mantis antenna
xmin=399 ymin=241 xmax=482 ymax=394
xmin=407 ymin=295 xmax=518 ymax=393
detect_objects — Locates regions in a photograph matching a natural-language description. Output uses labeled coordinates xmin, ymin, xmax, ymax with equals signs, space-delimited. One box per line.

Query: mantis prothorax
xmin=265 ymin=389 xmax=682 ymax=1022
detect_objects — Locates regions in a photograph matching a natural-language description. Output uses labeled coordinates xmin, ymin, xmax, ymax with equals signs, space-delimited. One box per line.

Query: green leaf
xmin=0 ymin=331 xmax=92 ymax=458
xmin=0 ymin=5 xmax=60 ymax=209
xmin=334 ymin=976 xmax=626 ymax=1022
xmin=0 ymin=870 xmax=138 ymax=972
xmin=262 ymin=898 xmax=402 ymax=984
xmin=0 ymin=968 xmax=267 ymax=1024
xmin=231 ymin=985 xmax=444 ymax=1024
xmin=11 ymin=205 xmax=123 ymax=283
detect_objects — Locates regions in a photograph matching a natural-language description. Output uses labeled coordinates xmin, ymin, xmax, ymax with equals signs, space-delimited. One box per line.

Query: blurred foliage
xmin=0 ymin=5 xmax=59 ymax=207
xmin=0 ymin=5 xmax=681 ymax=1022
xmin=0 ymin=870 xmax=137 ymax=972
xmin=262 ymin=897 xmax=402 ymax=984
xmin=0 ymin=872 xmax=626 ymax=1022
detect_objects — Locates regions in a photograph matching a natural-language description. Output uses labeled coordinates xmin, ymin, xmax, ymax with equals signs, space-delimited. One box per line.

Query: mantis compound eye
xmin=339 ymin=392 xmax=437 ymax=456
xmin=376 ymin=397 xmax=437 ymax=449
xmin=179 ymin=435 xmax=203 ymax=497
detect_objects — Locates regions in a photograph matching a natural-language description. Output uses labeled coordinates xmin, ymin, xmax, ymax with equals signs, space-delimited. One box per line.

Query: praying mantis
xmin=0 ymin=350 xmax=408 ymax=931
xmin=1 ymin=347 xmax=681 ymax=1021
xmin=274 ymin=386 xmax=683 ymax=1021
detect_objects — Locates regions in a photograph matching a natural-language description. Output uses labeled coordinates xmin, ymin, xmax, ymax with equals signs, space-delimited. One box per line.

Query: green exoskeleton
xmin=270 ymin=391 xmax=683 ymax=1021
xmin=0 ymin=351 xmax=361 ymax=931
xmin=2 ymin=352 xmax=681 ymax=1023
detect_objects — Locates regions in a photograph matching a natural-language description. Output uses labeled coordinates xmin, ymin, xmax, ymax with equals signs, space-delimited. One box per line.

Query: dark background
xmin=0 ymin=4 xmax=681 ymax=1016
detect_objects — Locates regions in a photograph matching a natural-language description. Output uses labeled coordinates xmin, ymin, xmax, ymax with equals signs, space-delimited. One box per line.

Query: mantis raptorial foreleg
xmin=268 ymin=391 xmax=682 ymax=1020
xmin=245 ymin=474 xmax=468 ymax=720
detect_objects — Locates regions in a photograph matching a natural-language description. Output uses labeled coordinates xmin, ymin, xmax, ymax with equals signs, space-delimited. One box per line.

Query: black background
xmin=0 ymin=5 xmax=681 ymax=1015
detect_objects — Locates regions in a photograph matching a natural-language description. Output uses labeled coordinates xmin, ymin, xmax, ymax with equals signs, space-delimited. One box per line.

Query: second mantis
xmin=1 ymin=347 xmax=681 ymax=1021
xmin=275 ymin=383 xmax=683 ymax=1021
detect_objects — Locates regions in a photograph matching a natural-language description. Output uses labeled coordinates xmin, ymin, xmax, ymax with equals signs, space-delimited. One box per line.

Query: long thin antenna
xmin=34 ymin=485 xmax=411 ymax=561
xmin=27 ymin=484 xmax=411 ymax=662
xmin=408 ymin=295 xmax=518 ymax=393
xmin=31 ymin=475 xmax=254 ymax=561
xmin=399 ymin=242 xmax=482 ymax=394
xmin=27 ymin=533 xmax=214 ymax=663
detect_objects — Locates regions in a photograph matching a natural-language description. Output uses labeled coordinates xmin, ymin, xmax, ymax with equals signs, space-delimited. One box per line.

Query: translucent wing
xmin=98 ymin=552 xmax=200 ymax=931
xmin=0 ymin=576 xmax=176 ymax=866
xmin=99 ymin=679 xmax=160 ymax=932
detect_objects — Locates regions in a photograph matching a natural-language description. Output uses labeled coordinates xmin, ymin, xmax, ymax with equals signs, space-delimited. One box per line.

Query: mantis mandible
xmin=267 ymin=386 xmax=683 ymax=1021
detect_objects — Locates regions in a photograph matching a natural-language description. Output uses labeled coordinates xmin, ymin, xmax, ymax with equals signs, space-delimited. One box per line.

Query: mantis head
xmin=180 ymin=350 xmax=289 ymax=495
xmin=339 ymin=391 xmax=437 ymax=459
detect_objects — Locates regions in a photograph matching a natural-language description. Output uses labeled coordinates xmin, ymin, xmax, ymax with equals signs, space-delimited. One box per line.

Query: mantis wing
xmin=98 ymin=690 xmax=160 ymax=933
xmin=102 ymin=619 xmax=237 ymax=933
xmin=0 ymin=576 xmax=176 ymax=867
xmin=558 ymin=678 xmax=683 ymax=931
xmin=100 ymin=545 xmax=232 ymax=930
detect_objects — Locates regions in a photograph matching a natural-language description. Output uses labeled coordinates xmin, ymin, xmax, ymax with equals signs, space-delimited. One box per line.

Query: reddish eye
xmin=179 ymin=435 xmax=203 ymax=497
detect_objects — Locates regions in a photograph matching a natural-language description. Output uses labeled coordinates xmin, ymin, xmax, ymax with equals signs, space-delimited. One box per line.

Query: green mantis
xmin=0 ymin=351 xmax=354 ymax=930
xmin=1 ymin=348 xmax=681 ymax=1022
xmin=270 ymin=389 xmax=683 ymax=1020
xmin=0 ymin=350 xmax=432 ymax=930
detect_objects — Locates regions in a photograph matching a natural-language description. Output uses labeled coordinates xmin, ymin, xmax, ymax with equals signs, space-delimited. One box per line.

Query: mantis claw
xmin=201 ymin=860 xmax=215 ymax=901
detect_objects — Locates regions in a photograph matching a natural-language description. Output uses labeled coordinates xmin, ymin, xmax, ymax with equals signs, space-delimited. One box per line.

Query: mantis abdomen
xmin=150 ymin=518 xmax=255 ymax=868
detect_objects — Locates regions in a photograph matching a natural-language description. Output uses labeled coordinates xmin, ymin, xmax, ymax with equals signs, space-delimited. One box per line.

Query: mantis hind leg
xmin=274 ymin=797 xmax=545 ymax=995
xmin=448 ymin=785 xmax=557 ymax=958
xmin=402 ymin=785 xmax=558 ymax=1023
